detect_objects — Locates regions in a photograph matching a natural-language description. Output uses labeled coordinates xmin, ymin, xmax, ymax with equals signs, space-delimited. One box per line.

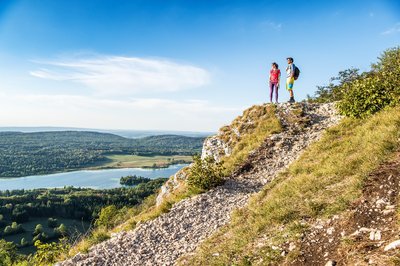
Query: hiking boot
xmin=288 ymin=97 xmax=295 ymax=103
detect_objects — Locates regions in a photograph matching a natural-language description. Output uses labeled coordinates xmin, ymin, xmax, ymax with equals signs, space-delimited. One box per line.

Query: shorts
xmin=286 ymin=77 xmax=294 ymax=91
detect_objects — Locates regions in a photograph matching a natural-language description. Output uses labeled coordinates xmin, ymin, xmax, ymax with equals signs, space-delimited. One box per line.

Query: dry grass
xmin=221 ymin=104 xmax=282 ymax=176
xmin=179 ymin=106 xmax=400 ymax=266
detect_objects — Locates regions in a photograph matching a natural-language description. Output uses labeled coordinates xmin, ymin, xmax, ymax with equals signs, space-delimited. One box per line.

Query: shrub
xmin=337 ymin=74 xmax=392 ymax=118
xmin=187 ymin=156 xmax=225 ymax=191
xmin=311 ymin=47 xmax=400 ymax=118
xmin=337 ymin=47 xmax=400 ymax=118
xmin=54 ymin=223 xmax=68 ymax=237
xmin=95 ymin=205 xmax=119 ymax=229
xmin=33 ymin=239 xmax=69 ymax=265
xmin=33 ymin=224 xmax=43 ymax=236
xmin=0 ymin=240 xmax=17 ymax=265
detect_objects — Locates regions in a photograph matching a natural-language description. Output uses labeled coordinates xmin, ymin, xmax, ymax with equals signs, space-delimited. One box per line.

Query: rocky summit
xmin=59 ymin=102 xmax=342 ymax=266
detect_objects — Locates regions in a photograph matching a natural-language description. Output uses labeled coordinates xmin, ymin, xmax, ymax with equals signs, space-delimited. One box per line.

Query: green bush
xmin=187 ymin=156 xmax=225 ymax=191
xmin=0 ymin=240 xmax=17 ymax=265
xmin=337 ymin=74 xmax=392 ymax=118
xmin=311 ymin=47 xmax=400 ymax=118
xmin=95 ymin=205 xmax=119 ymax=229
xmin=337 ymin=47 xmax=400 ymax=118
xmin=33 ymin=240 xmax=69 ymax=265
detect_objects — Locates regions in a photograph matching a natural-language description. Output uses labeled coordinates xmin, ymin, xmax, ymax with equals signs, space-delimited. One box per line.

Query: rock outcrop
xmin=59 ymin=102 xmax=342 ymax=266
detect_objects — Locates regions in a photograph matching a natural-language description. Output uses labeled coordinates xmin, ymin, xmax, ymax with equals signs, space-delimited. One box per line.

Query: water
xmin=0 ymin=164 xmax=187 ymax=191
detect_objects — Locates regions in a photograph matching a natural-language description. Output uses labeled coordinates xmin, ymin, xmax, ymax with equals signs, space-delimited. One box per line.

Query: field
xmin=2 ymin=217 xmax=90 ymax=255
xmin=92 ymin=155 xmax=193 ymax=169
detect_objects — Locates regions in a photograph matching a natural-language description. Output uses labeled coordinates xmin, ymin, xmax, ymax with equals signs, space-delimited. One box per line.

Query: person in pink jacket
xmin=269 ymin=62 xmax=281 ymax=103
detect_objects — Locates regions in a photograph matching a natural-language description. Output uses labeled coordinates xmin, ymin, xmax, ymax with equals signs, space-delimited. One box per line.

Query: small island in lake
xmin=120 ymin=175 xmax=152 ymax=186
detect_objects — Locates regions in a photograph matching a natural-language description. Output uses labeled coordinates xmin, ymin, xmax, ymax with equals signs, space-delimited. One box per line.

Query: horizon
xmin=0 ymin=126 xmax=213 ymax=139
xmin=0 ymin=0 xmax=399 ymax=131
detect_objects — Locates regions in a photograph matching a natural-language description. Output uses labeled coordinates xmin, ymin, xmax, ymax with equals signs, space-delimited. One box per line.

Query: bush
xmin=187 ymin=156 xmax=225 ymax=191
xmin=337 ymin=47 xmax=400 ymax=118
xmin=0 ymin=240 xmax=17 ymax=265
xmin=337 ymin=74 xmax=392 ymax=118
xmin=311 ymin=47 xmax=400 ymax=118
xmin=54 ymin=223 xmax=68 ymax=237
xmin=33 ymin=239 xmax=69 ymax=265
xmin=33 ymin=224 xmax=43 ymax=236
xmin=95 ymin=205 xmax=119 ymax=229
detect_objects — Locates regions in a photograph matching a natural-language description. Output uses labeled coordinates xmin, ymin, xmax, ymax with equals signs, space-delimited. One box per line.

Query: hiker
xmin=269 ymin=62 xmax=281 ymax=103
xmin=286 ymin=57 xmax=296 ymax=103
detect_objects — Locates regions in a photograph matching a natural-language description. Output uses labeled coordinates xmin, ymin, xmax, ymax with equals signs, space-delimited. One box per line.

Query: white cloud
xmin=381 ymin=22 xmax=400 ymax=35
xmin=30 ymin=55 xmax=211 ymax=95
xmin=260 ymin=20 xmax=282 ymax=31
xmin=0 ymin=93 xmax=241 ymax=131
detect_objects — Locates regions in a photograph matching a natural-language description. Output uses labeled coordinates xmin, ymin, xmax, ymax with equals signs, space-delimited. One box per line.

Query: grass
xmin=178 ymin=106 xmax=400 ymax=265
xmin=89 ymin=155 xmax=193 ymax=169
xmin=220 ymin=104 xmax=282 ymax=176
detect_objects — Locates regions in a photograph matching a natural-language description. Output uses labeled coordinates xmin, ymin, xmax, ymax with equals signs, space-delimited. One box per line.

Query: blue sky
xmin=0 ymin=0 xmax=399 ymax=131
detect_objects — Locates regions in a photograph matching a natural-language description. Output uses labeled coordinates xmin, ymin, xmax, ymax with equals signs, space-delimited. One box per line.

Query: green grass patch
xmin=221 ymin=104 xmax=282 ymax=176
xmin=179 ymin=106 xmax=400 ymax=265
xmin=92 ymin=155 xmax=192 ymax=169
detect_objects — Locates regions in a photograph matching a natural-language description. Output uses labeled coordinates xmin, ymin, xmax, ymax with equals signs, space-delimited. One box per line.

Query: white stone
xmin=384 ymin=240 xmax=400 ymax=251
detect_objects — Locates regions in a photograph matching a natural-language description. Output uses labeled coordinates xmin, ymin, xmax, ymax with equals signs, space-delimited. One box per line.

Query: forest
xmin=0 ymin=131 xmax=204 ymax=177
xmin=0 ymin=178 xmax=167 ymax=254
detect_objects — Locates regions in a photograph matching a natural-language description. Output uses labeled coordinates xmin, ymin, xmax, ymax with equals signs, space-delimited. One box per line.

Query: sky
xmin=0 ymin=0 xmax=399 ymax=132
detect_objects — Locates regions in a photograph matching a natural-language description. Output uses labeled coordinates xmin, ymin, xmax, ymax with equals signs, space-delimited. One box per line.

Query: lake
xmin=0 ymin=164 xmax=188 ymax=191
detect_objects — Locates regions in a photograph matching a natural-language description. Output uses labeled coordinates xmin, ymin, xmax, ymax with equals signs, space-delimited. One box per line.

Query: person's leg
xmin=275 ymin=84 xmax=279 ymax=103
xmin=286 ymin=78 xmax=295 ymax=102
xmin=269 ymin=82 xmax=274 ymax=103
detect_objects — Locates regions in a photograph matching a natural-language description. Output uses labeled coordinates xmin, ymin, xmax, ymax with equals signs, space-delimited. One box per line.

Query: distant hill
xmin=0 ymin=127 xmax=213 ymax=138
xmin=0 ymin=131 xmax=205 ymax=177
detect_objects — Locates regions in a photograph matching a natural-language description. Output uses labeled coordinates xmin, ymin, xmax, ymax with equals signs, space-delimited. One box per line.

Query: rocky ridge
xmin=59 ymin=102 xmax=342 ymax=266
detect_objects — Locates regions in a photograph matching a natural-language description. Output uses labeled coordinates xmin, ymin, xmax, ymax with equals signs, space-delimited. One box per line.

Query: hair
xmin=272 ymin=62 xmax=279 ymax=68
xmin=286 ymin=57 xmax=294 ymax=62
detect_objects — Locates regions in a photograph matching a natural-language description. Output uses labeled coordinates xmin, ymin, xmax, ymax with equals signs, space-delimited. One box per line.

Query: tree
xmin=12 ymin=206 xmax=29 ymax=223
xmin=0 ymin=240 xmax=17 ymax=265
xmin=95 ymin=205 xmax=118 ymax=229
xmin=33 ymin=239 xmax=69 ymax=265
xmin=47 ymin=217 xmax=59 ymax=228
xmin=20 ymin=238 xmax=29 ymax=247
xmin=33 ymin=224 xmax=43 ymax=236
xmin=11 ymin=222 xmax=18 ymax=230
xmin=54 ymin=223 xmax=68 ymax=237
xmin=3 ymin=226 xmax=12 ymax=235
xmin=312 ymin=68 xmax=360 ymax=103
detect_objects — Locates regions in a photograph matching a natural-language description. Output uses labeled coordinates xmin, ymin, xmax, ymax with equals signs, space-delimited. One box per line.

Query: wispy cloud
xmin=260 ymin=20 xmax=282 ymax=31
xmin=30 ymin=55 xmax=211 ymax=95
xmin=381 ymin=22 xmax=400 ymax=35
